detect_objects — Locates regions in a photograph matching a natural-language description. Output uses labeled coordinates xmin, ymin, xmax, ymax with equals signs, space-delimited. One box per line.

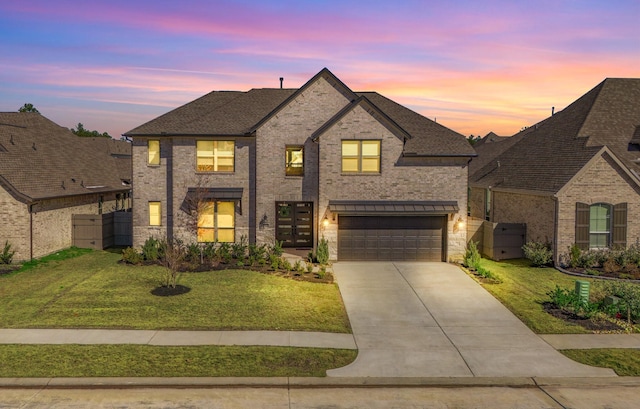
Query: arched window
xmin=589 ymin=203 xmax=611 ymax=249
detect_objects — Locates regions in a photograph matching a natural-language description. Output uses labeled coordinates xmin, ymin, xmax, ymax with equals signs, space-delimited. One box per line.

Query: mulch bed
xmin=0 ymin=265 xmax=20 ymax=276
xmin=542 ymin=302 xmax=625 ymax=332
xmin=151 ymin=284 xmax=192 ymax=297
xmin=562 ymin=266 xmax=640 ymax=281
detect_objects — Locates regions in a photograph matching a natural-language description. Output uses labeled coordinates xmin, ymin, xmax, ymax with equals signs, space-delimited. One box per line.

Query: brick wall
xmin=317 ymin=104 xmax=469 ymax=261
xmin=0 ymin=187 xmax=119 ymax=261
xmin=492 ymin=190 xmax=555 ymax=245
xmin=255 ymin=76 xmax=350 ymax=246
xmin=131 ymin=136 xmax=252 ymax=248
xmin=556 ymin=151 xmax=640 ymax=260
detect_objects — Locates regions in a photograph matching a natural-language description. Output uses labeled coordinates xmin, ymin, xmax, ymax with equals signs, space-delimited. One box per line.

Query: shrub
xmin=270 ymin=240 xmax=284 ymax=257
xmin=231 ymin=235 xmax=248 ymax=260
xmin=522 ymin=241 xmax=553 ymax=267
xmin=0 ymin=240 xmax=15 ymax=264
xmin=463 ymin=240 xmax=481 ymax=270
xmin=306 ymin=262 xmax=314 ymax=274
xmin=317 ymin=265 xmax=327 ymax=279
xmin=476 ymin=265 xmax=499 ymax=282
xmin=141 ymin=237 xmax=161 ymax=262
xmin=316 ymin=237 xmax=329 ymax=265
xmin=599 ymin=281 xmax=640 ymax=323
xmin=568 ymin=244 xmax=582 ymax=268
xmin=547 ymin=285 xmax=598 ymax=318
xmin=121 ymin=247 xmax=143 ymax=265
xmin=269 ymin=254 xmax=281 ymax=271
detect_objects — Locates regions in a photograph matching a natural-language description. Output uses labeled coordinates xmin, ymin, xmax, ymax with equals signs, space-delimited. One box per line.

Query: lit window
xmin=341 ymin=140 xmax=380 ymax=173
xmin=589 ymin=203 xmax=611 ymax=249
xmin=148 ymin=140 xmax=160 ymax=165
xmin=196 ymin=140 xmax=234 ymax=172
xmin=197 ymin=201 xmax=235 ymax=243
xmin=285 ymin=146 xmax=304 ymax=176
xmin=149 ymin=202 xmax=161 ymax=226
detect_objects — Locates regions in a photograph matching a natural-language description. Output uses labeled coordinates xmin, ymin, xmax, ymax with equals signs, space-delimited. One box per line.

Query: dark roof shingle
xmin=0 ymin=113 xmax=131 ymax=202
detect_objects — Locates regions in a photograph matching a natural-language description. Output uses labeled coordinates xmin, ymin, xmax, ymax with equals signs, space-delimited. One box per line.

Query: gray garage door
xmin=338 ymin=215 xmax=445 ymax=261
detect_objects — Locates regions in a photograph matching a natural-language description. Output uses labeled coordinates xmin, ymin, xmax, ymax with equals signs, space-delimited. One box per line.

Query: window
xmin=198 ymin=201 xmax=235 ymax=242
xmin=485 ymin=189 xmax=491 ymax=221
xmin=148 ymin=140 xmax=160 ymax=165
xmin=149 ymin=201 xmax=161 ymax=226
xmin=589 ymin=203 xmax=611 ymax=249
xmin=576 ymin=202 xmax=627 ymax=250
xmin=341 ymin=140 xmax=380 ymax=173
xmin=196 ymin=140 xmax=234 ymax=172
xmin=285 ymin=146 xmax=304 ymax=176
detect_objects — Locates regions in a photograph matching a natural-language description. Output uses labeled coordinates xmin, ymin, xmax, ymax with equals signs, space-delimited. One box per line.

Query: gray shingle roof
xmin=471 ymin=78 xmax=640 ymax=193
xmin=0 ymin=113 xmax=131 ymax=202
xmin=124 ymin=69 xmax=475 ymax=157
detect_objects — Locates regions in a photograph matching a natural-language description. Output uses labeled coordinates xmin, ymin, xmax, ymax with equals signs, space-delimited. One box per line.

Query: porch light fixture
xmin=322 ymin=215 xmax=329 ymax=228
xmin=454 ymin=216 xmax=465 ymax=232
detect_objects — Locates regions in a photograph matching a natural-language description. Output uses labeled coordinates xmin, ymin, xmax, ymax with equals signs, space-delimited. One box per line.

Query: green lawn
xmin=0 ymin=345 xmax=356 ymax=377
xmin=0 ymin=250 xmax=350 ymax=333
xmin=0 ymin=249 xmax=354 ymax=377
xmin=474 ymin=258 xmax=593 ymax=334
xmin=474 ymin=258 xmax=640 ymax=375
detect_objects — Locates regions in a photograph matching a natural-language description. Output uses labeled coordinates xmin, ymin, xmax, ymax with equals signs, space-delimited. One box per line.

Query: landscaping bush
xmin=0 ymin=240 xmax=15 ymax=264
xmin=141 ymin=237 xmax=162 ymax=262
xmin=546 ymin=285 xmax=598 ymax=318
xmin=463 ymin=240 xmax=481 ymax=270
xmin=522 ymin=241 xmax=553 ymax=267
xmin=121 ymin=247 xmax=143 ymax=265
xmin=598 ymin=281 xmax=640 ymax=323
xmin=475 ymin=265 xmax=500 ymax=282
xmin=316 ymin=237 xmax=329 ymax=265
xmin=231 ymin=235 xmax=248 ymax=260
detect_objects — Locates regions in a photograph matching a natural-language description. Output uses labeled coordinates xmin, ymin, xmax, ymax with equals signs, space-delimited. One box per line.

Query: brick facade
xmin=130 ymin=72 xmax=472 ymax=261
xmin=316 ymin=103 xmax=469 ymax=261
xmin=0 ymin=187 xmax=119 ymax=261
xmin=556 ymin=152 xmax=640 ymax=260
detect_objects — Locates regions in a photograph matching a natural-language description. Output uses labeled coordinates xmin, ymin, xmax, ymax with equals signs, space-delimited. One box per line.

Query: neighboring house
xmin=469 ymin=78 xmax=640 ymax=263
xmin=0 ymin=112 xmax=132 ymax=261
xmin=125 ymin=68 xmax=476 ymax=261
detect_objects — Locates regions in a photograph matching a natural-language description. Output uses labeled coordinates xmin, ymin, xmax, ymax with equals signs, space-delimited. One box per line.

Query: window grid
xmin=341 ymin=140 xmax=380 ymax=173
xmin=197 ymin=200 xmax=235 ymax=243
xmin=196 ymin=140 xmax=234 ymax=172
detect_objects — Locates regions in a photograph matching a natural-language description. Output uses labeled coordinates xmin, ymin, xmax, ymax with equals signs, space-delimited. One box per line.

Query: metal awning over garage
xmin=328 ymin=200 xmax=459 ymax=215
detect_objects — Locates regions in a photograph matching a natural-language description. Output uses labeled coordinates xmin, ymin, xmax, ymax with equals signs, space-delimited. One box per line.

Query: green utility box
xmin=575 ymin=280 xmax=590 ymax=304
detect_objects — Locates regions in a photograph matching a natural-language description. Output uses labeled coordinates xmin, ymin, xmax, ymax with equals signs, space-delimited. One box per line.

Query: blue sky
xmin=1 ymin=0 xmax=638 ymax=137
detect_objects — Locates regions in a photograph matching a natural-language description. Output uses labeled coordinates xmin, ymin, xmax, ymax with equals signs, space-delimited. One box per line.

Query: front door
xmin=275 ymin=201 xmax=313 ymax=247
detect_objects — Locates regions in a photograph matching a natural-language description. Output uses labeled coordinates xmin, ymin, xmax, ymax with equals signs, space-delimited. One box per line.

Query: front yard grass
xmin=0 ymin=249 xmax=354 ymax=377
xmin=475 ymin=258 xmax=592 ymax=334
xmin=0 ymin=250 xmax=350 ymax=332
xmin=475 ymin=258 xmax=640 ymax=376
xmin=0 ymin=345 xmax=356 ymax=377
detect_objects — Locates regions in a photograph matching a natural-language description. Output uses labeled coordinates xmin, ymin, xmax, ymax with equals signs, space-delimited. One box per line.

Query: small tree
xmin=463 ymin=240 xmax=481 ymax=270
xmin=160 ymin=239 xmax=184 ymax=289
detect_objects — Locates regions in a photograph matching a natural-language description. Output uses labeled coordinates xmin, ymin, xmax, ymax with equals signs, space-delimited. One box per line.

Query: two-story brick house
xmin=125 ymin=68 xmax=476 ymax=261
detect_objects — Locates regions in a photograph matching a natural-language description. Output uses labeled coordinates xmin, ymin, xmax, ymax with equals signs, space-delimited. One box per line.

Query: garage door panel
xmin=338 ymin=216 xmax=445 ymax=261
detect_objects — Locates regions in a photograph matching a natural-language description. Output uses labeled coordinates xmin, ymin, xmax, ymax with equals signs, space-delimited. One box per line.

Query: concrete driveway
xmin=327 ymin=262 xmax=616 ymax=378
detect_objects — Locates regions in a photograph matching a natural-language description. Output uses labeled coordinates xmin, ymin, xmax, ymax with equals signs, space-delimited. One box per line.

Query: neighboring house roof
xmin=469 ymin=132 xmax=524 ymax=176
xmin=124 ymin=68 xmax=476 ymax=157
xmin=0 ymin=112 xmax=132 ymax=203
xmin=470 ymin=78 xmax=640 ymax=194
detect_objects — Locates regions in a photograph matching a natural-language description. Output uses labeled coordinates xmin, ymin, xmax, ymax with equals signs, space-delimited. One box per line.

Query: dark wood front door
xmin=275 ymin=201 xmax=313 ymax=247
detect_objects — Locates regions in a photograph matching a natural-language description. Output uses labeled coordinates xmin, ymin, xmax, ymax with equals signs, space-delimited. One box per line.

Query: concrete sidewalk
xmin=0 ymin=329 xmax=356 ymax=349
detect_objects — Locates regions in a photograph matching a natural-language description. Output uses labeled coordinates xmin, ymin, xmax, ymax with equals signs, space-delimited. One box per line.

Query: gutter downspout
xmin=553 ymin=195 xmax=559 ymax=266
xmin=29 ymin=203 xmax=34 ymax=260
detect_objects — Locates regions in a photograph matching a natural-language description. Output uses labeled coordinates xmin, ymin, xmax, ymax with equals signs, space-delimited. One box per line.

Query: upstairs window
xmin=196 ymin=140 xmax=234 ymax=172
xmin=148 ymin=140 xmax=160 ymax=165
xmin=197 ymin=201 xmax=235 ymax=243
xmin=341 ymin=140 xmax=380 ymax=173
xmin=285 ymin=146 xmax=304 ymax=176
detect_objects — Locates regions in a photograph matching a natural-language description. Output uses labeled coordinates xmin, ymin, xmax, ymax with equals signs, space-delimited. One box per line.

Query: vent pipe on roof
xmin=552 ymin=106 xmax=555 ymax=115
xmin=279 ymin=77 xmax=284 ymax=89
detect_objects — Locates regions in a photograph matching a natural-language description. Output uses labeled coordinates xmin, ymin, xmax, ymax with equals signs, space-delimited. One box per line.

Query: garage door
xmin=338 ymin=215 xmax=445 ymax=261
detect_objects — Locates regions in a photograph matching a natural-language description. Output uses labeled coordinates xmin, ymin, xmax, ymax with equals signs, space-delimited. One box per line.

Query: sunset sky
xmin=1 ymin=0 xmax=638 ymax=138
